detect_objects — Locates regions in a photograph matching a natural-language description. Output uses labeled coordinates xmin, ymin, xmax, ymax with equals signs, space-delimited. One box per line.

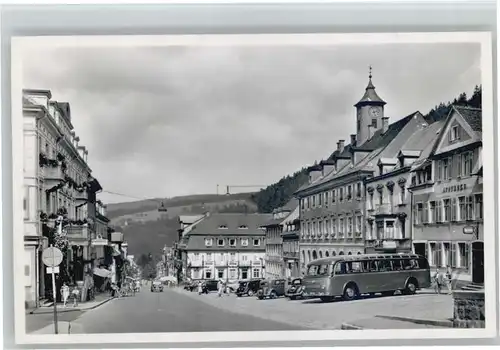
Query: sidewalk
xmin=28 ymin=293 xmax=115 ymax=315
xmin=30 ymin=321 xmax=85 ymax=335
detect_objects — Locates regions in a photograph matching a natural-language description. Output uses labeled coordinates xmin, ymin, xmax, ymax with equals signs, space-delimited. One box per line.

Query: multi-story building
xmin=281 ymin=206 xmax=300 ymax=279
xmin=183 ymin=213 xmax=271 ymax=281
xmin=364 ymin=120 xmax=445 ymax=253
xmin=263 ymin=207 xmax=289 ymax=279
xmin=23 ymin=89 xmax=108 ymax=307
xmin=90 ymin=200 xmax=110 ymax=266
xmin=410 ymin=106 xmax=483 ymax=286
xmin=295 ymin=73 xmax=427 ymax=268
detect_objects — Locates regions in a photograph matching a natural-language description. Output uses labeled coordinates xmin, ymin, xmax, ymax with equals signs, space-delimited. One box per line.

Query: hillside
xmin=107 ymin=193 xmax=259 ymax=257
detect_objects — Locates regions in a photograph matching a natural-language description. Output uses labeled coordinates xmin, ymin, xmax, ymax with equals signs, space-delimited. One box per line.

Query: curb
xmin=29 ymin=297 xmax=115 ymax=315
xmin=375 ymin=315 xmax=453 ymax=328
xmin=341 ymin=323 xmax=363 ymax=330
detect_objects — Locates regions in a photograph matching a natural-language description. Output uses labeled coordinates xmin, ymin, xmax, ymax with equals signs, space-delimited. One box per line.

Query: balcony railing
xmin=283 ymin=251 xmax=299 ymax=259
xmin=66 ymin=225 xmax=89 ymax=240
xmin=376 ymin=203 xmax=393 ymax=216
xmin=43 ymin=166 xmax=65 ymax=188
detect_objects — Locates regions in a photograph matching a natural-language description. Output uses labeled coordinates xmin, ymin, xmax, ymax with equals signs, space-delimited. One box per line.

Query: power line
xmin=100 ymin=190 xmax=163 ymax=204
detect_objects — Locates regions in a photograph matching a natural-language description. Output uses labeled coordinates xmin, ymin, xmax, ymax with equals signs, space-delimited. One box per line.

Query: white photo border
xmin=10 ymin=31 xmax=496 ymax=345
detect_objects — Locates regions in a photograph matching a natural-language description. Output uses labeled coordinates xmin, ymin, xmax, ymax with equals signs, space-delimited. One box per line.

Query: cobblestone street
xmin=172 ymin=288 xmax=454 ymax=329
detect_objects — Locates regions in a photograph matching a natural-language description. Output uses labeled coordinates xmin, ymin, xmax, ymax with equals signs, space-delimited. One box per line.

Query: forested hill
xmin=251 ymin=85 xmax=482 ymax=213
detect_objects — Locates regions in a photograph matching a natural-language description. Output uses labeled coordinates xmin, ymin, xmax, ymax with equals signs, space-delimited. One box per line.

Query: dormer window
xmin=218 ymin=225 xmax=228 ymax=229
xmin=229 ymin=238 xmax=236 ymax=247
xmin=449 ymin=125 xmax=460 ymax=142
xmin=217 ymin=238 xmax=225 ymax=247
xmin=241 ymin=238 xmax=248 ymax=246
xmin=238 ymin=225 xmax=248 ymax=229
xmin=253 ymin=239 xmax=261 ymax=246
xmin=205 ymin=238 xmax=213 ymax=247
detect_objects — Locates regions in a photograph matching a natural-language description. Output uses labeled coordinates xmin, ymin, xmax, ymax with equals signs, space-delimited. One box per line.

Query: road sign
xmin=42 ymin=247 xmax=63 ymax=267
xmin=46 ymin=266 xmax=60 ymax=274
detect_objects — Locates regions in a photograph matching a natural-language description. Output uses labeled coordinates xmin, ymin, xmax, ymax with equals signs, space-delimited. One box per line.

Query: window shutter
xmin=423 ymin=203 xmax=428 ymax=223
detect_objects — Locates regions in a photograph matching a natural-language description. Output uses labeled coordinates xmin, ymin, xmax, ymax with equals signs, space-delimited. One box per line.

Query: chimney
xmin=350 ymin=134 xmax=357 ymax=147
xmin=337 ymin=140 xmax=345 ymax=152
xmin=75 ymin=136 xmax=80 ymax=148
xmin=382 ymin=117 xmax=389 ymax=134
xmin=84 ymin=149 xmax=89 ymax=163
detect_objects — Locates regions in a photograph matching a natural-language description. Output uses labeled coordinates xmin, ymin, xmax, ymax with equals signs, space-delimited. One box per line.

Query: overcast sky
xmin=22 ymin=41 xmax=481 ymax=204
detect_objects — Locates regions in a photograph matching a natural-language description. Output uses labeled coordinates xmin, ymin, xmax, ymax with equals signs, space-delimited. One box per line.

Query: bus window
xmin=392 ymin=259 xmax=403 ymax=271
xmin=348 ymin=261 xmax=363 ymax=274
xmin=378 ymin=259 xmax=393 ymax=272
xmin=409 ymin=259 xmax=420 ymax=269
xmin=334 ymin=262 xmax=347 ymax=275
xmin=362 ymin=260 xmax=377 ymax=272
xmin=402 ymin=259 xmax=412 ymax=270
xmin=417 ymin=257 xmax=429 ymax=269
xmin=308 ymin=264 xmax=330 ymax=276
xmin=317 ymin=264 xmax=330 ymax=276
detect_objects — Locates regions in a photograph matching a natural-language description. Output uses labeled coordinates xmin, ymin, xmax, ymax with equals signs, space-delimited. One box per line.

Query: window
xmin=429 ymin=201 xmax=436 ymax=223
xmin=415 ymin=203 xmax=423 ymax=224
xmin=301 ymin=199 xmax=304 ymax=210
xmin=443 ymin=242 xmax=451 ymax=267
xmin=229 ymin=252 xmax=236 ymax=262
xmin=347 ymin=185 xmax=352 ymax=200
xmin=319 ymin=193 xmax=323 ymax=206
xmin=461 ymin=152 xmax=473 ymax=176
xmin=339 ymin=188 xmax=344 ymax=202
xmin=465 ymin=196 xmax=474 ymax=220
xmin=356 ymin=183 xmax=362 ymax=198
xmin=449 ymin=125 xmax=460 ymax=142
xmin=355 ymin=216 xmax=362 ymax=234
xmin=217 ymin=238 xmax=225 ymax=246
xmin=386 ymin=220 xmax=395 ymax=239
xmin=229 ymin=238 xmax=236 ymax=246
xmin=206 ymin=252 xmax=212 ymax=261
xmin=325 ymin=191 xmax=329 ymax=204
xmin=204 ymin=238 xmax=213 ymax=247
xmin=332 ymin=190 xmax=336 ymax=203
xmin=451 ymin=198 xmax=458 ymax=221
xmin=306 ymin=197 xmax=310 ymax=209
xmin=312 ymin=195 xmax=316 ymax=207
xmin=458 ymin=196 xmax=466 ymax=221
xmin=310 ymin=264 xmax=331 ymax=276
xmin=362 ymin=260 xmax=377 ymax=272
xmin=430 ymin=242 xmax=442 ymax=267
xmin=205 ymin=270 xmax=212 ymax=279
xmin=241 ymin=238 xmax=248 ymax=246
xmin=377 ymin=259 xmax=393 ymax=272
xmin=239 ymin=225 xmax=248 ymax=229
xmin=372 ymin=118 xmax=377 ymax=128
xmin=332 ymin=219 xmax=337 ymax=237
xmin=325 ymin=219 xmax=330 ymax=238
xmin=458 ymin=243 xmax=470 ymax=269
xmin=318 ymin=220 xmax=323 ymax=237
xmin=218 ymin=269 xmax=224 ymax=279
xmin=339 ymin=218 xmax=344 ymax=236
xmin=369 ymin=192 xmax=374 ymax=210
xmin=443 ymin=158 xmax=451 ymax=179
xmin=252 ymin=268 xmax=260 ymax=278
xmin=436 ymin=200 xmax=443 ymax=222
xmin=347 ymin=217 xmax=353 ymax=236
xmin=194 ymin=253 xmax=200 ymax=261
xmin=253 ymin=239 xmax=260 ymax=246
xmin=346 ymin=261 xmax=363 ymax=274
xmin=474 ymin=194 xmax=483 ymax=219
xmin=218 ymin=225 xmax=228 ymax=229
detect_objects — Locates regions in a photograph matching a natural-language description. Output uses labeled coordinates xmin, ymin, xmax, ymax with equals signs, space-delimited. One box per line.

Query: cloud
xmin=22 ymin=41 xmax=481 ymax=203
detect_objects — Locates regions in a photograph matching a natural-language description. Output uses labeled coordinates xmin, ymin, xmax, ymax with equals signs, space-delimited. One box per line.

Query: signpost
xmin=42 ymin=246 xmax=63 ymax=334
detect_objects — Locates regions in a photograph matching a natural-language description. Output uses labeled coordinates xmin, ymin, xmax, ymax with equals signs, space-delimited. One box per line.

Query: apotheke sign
xmin=442 ymin=183 xmax=467 ymax=193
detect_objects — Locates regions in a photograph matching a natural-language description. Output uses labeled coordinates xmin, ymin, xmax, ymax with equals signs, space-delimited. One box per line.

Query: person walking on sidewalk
xmin=217 ymin=280 xmax=224 ymax=297
xmin=197 ymin=281 xmax=203 ymax=295
xmin=433 ymin=268 xmax=444 ymax=294
xmin=61 ymin=283 xmax=70 ymax=308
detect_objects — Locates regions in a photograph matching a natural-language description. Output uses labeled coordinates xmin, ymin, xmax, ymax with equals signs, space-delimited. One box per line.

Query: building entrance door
xmin=472 ymin=241 xmax=484 ymax=284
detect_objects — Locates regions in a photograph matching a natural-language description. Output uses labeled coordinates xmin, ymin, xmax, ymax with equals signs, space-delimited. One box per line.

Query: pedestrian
xmin=71 ymin=286 xmax=80 ymax=307
xmin=197 ymin=281 xmax=203 ymax=295
xmin=433 ymin=268 xmax=443 ymax=294
xmin=217 ymin=280 xmax=223 ymax=297
xmin=445 ymin=266 xmax=453 ymax=295
xmin=61 ymin=283 xmax=70 ymax=308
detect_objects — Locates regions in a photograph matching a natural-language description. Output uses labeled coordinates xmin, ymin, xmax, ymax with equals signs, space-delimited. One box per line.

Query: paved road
xmin=31 ymin=288 xmax=306 ymax=333
xmin=26 ymin=310 xmax=85 ymax=334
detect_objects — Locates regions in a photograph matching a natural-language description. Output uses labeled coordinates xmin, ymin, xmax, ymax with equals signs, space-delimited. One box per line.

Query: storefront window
xmin=430 ymin=242 xmax=442 ymax=267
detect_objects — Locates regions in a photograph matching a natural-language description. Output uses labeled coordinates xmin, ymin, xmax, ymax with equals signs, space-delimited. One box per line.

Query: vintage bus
xmin=302 ymin=253 xmax=431 ymax=302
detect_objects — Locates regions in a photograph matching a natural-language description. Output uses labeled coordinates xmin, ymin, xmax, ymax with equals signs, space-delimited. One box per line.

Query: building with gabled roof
xmin=410 ymin=105 xmax=483 ymax=287
xmin=181 ymin=213 xmax=271 ymax=281
xmin=294 ymin=72 xmax=430 ymax=270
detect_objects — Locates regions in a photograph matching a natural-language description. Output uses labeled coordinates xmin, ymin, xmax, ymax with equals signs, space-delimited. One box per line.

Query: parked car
xmin=257 ymin=279 xmax=287 ymax=300
xmin=226 ymin=280 xmax=240 ymax=293
xmin=236 ymin=279 xmax=262 ymax=297
xmin=200 ymin=280 xmax=219 ymax=294
xmin=285 ymin=278 xmax=305 ymax=300
xmin=151 ymin=280 xmax=164 ymax=292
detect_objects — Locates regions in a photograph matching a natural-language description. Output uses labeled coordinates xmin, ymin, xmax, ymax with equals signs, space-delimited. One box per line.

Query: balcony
xmin=283 ymin=251 xmax=299 ymax=259
xmin=375 ymin=203 xmax=394 ymax=216
xmin=43 ymin=166 xmax=65 ymax=189
xmin=252 ymin=260 xmax=263 ymax=266
xmin=366 ymin=238 xmax=412 ymax=251
xmin=75 ymin=188 xmax=88 ymax=206
xmin=91 ymin=236 xmax=109 ymax=247
xmin=66 ymin=225 xmax=90 ymax=243
xmin=239 ymin=260 xmax=252 ymax=267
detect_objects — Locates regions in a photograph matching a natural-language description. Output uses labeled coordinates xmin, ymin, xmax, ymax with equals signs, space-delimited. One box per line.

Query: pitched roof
xmin=354 ymin=77 xmax=386 ymax=107
xmin=186 ymin=213 xmax=272 ymax=236
xmin=453 ymin=105 xmax=482 ymax=132
xmin=409 ymin=120 xmax=446 ymax=170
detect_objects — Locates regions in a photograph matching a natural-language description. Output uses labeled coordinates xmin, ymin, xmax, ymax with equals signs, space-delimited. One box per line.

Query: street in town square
xmin=27 ymin=286 xmax=453 ymax=334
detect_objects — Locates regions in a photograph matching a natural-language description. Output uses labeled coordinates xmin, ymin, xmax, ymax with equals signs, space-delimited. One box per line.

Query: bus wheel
xmin=343 ymin=284 xmax=358 ymax=301
xmin=404 ymin=279 xmax=418 ymax=295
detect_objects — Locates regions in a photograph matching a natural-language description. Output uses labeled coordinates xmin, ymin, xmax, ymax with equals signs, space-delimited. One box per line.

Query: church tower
xmin=354 ymin=66 xmax=387 ymax=146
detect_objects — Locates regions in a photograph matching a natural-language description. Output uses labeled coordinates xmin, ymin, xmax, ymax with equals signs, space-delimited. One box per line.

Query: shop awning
xmin=93 ymin=267 xmax=112 ymax=278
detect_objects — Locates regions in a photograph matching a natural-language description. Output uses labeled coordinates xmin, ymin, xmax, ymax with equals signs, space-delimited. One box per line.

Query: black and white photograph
xmin=10 ymin=32 xmax=495 ymax=344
